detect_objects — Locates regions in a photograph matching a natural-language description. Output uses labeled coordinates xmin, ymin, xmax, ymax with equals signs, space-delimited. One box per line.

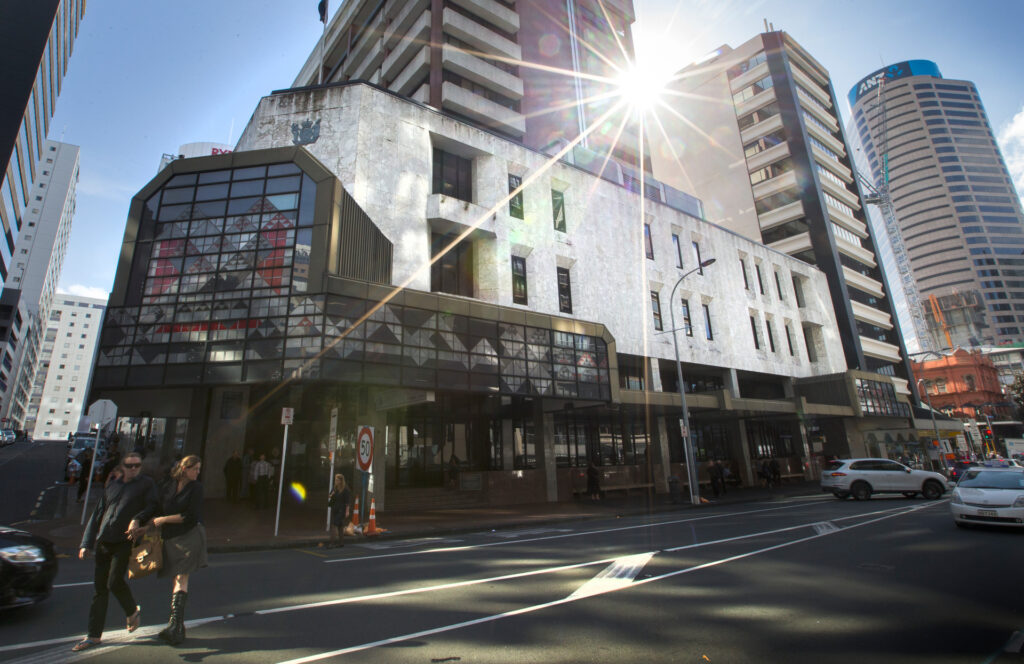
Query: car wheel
xmin=902 ymin=492 xmax=917 ymax=498
xmin=833 ymin=491 xmax=850 ymax=500
xmin=850 ymin=482 xmax=872 ymax=501
xmin=922 ymin=480 xmax=944 ymax=500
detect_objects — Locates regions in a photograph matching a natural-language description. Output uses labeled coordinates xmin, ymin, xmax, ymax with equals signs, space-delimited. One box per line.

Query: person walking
xmin=72 ymin=452 xmax=159 ymax=652
xmin=708 ymin=459 xmax=725 ymax=498
xmin=586 ymin=459 xmax=601 ymax=501
xmin=769 ymin=457 xmax=781 ymax=487
xmin=327 ymin=474 xmax=351 ymax=547
xmin=223 ymin=451 xmax=242 ymax=503
xmin=251 ymin=453 xmax=273 ymax=509
xmin=76 ymin=447 xmax=94 ymax=503
xmin=149 ymin=455 xmax=207 ymax=646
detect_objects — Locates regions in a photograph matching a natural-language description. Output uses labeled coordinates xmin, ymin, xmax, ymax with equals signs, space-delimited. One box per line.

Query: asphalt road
xmin=0 ymin=439 xmax=70 ymax=525
xmin=1 ymin=494 xmax=1021 ymax=663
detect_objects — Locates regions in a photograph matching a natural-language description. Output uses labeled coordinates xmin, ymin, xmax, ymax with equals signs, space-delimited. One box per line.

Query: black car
xmin=948 ymin=460 xmax=979 ymax=483
xmin=0 ymin=526 xmax=58 ymax=609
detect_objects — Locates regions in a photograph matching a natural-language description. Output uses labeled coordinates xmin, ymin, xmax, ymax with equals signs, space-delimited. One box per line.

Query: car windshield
xmin=958 ymin=470 xmax=1024 ymax=489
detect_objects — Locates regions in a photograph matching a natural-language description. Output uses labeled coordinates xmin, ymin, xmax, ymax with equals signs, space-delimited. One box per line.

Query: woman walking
xmin=149 ymin=455 xmax=207 ymax=646
xmin=327 ymin=474 xmax=351 ymax=547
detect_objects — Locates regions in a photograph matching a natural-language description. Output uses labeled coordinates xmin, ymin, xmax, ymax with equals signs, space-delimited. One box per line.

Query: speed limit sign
xmin=356 ymin=425 xmax=374 ymax=472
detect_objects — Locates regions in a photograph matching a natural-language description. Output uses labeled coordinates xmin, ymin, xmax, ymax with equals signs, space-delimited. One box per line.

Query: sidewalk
xmin=23 ymin=480 xmax=822 ymax=554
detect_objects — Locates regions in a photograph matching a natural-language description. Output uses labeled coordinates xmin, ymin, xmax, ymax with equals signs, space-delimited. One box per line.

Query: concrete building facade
xmin=849 ymin=61 xmax=1024 ymax=349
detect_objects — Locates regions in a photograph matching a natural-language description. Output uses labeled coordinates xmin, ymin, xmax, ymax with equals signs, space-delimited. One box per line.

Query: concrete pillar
xmin=537 ymin=401 xmax=558 ymax=502
xmin=652 ymin=416 xmax=671 ymax=492
xmin=733 ymin=419 xmax=756 ymax=487
xmin=648 ymin=357 xmax=663 ymax=392
xmin=502 ymin=418 xmax=515 ymax=470
xmin=726 ymin=368 xmax=741 ymax=398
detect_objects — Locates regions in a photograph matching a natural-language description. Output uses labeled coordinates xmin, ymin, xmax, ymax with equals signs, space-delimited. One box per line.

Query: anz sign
xmin=848 ymin=60 xmax=942 ymax=106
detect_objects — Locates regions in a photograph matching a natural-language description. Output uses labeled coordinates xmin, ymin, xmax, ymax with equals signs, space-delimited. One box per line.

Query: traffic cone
xmin=364 ymin=497 xmax=380 ymax=536
xmin=351 ymin=494 xmax=360 ymax=527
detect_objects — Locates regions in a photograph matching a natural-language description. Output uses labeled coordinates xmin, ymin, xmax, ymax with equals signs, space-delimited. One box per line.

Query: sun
xmin=614 ymin=58 xmax=674 ymax=115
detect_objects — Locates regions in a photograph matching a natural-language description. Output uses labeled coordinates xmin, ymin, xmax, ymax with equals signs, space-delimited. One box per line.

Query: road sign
xmin=281 ymin=407 xmax=294 ymax=425
xmin=357 ymin=425 xmax=374 ymax=472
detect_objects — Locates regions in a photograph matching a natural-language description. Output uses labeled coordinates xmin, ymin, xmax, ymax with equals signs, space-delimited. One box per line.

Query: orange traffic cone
xmin=351 ymin=494 xmax=360 ymax=527
xmin=364 ymin=497 xmax=380 ymax=536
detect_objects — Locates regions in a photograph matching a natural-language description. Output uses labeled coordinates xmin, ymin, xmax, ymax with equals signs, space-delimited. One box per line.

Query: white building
xmin=32 ymin=293 xmax=106 ymax=440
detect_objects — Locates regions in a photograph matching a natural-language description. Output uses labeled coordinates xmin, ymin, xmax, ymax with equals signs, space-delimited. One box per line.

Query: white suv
xmin=821 ymin=458 xmax=948 ymax=501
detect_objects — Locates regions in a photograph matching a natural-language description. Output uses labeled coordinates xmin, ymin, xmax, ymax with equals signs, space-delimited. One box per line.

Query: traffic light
xmin=984 ymin=428 xmax=993 ymax=442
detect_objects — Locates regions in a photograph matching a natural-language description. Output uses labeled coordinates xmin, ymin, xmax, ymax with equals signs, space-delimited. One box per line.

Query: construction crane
xmin=927 ymin=294 xmax=954 ymax=349
xmin=855 ymin=78 xmax=933 ymax=352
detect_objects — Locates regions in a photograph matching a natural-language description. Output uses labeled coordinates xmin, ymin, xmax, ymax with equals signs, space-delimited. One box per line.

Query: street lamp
xmin=669 ymin=257 xmax=716 ymax=506
xmin=916 ymin=378 xmax=944 ymax=473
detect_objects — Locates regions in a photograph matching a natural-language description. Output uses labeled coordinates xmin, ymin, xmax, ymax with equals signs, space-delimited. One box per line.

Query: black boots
xmin=158 ymin=590 xmax=188 ymax=646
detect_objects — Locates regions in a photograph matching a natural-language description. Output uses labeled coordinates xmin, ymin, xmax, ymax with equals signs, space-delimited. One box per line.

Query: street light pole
xmin=917 ymin=378 xmax=943 ymax=473
xmin=669 ymin=258 xmax=715 ymax=506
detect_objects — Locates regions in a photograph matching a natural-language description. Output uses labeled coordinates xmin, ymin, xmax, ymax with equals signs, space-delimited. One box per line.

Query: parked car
xmin=0 ymin=430 xmax=15 ymax=447
xmin=0 ymin=526 xmax=58 ymax=610
xmin=821 ymin=458 xmax=948 ymax=501
xmin=951 ymin=467 xmax=1024 ymax=529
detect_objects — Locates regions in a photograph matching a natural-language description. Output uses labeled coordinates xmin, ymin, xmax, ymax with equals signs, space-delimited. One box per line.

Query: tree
xmin=1009 ymin=373 xmax=1024 ymax=421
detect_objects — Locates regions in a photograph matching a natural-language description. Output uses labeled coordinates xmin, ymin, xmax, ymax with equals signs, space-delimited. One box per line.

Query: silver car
xmin=821 ymin=458 xmax=948 ymax=501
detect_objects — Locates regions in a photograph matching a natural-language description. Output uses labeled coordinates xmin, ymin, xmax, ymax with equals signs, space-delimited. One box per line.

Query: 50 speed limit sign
xmin=356 ymin=425 xmax=374 ymax=472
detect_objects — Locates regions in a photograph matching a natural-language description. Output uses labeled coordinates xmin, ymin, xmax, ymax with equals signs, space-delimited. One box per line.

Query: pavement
xmin=20 ymin=479 xmax=823 ymax=554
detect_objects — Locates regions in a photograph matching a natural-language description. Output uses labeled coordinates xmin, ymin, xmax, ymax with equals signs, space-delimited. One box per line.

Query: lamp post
xmin=669 ymin=257 xmax=716 ymax=506
xmin=916 ymin=378 xmax=943 ymax=473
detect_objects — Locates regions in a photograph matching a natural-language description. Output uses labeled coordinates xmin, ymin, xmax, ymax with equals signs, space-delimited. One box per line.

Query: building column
xmin=502 ymin=418 xmax=515 ymax=470
xmin=652 ymin=415 xmax=671 ymax=492
xmin=536 ymin=400 xmax=558 ymax=502
xmin=429 ymin=0 xmax=444 ymax=108
xmin=733 ymin=419 xmax=756 ymax=487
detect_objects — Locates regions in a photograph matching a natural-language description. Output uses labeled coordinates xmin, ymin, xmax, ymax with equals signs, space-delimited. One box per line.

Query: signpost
xmin=356 ymin=425 xmax=373 ymax=523
xmin=274 ymin=407 xmax=294 ymax=537
xmin=80 ymin=400 xmax=118 ymax=525
xmin=325 ymin=407 xmax=338 ymax=531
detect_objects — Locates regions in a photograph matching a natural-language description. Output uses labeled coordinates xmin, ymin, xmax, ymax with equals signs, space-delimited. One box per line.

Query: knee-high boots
xmin=158 ymin=590 xmax=188 ymax=645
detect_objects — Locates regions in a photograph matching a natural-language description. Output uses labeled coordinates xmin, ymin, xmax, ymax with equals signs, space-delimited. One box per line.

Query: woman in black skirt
xmin=150 ymin=455 xmax=207 ymax=646
xmin=327 ymin=474 xmax=351 ymax=547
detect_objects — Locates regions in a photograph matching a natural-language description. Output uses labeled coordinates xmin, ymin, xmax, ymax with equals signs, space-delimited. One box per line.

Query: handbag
xmin=128 ymin=527 xmax=163 ymax=579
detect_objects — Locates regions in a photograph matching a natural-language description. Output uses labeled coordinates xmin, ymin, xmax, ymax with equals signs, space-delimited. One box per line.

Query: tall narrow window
xmin=672 ymin=234 xmax=684 ymax=268
xmin=703 ymin=303 xmax=713 ymax=340
xmin=692 ymin=241 xmax=704 ymax=273
xmin=766 ymin=320 xmax=776 ymax=352
xmin=785 ymin=323 xmax=795 ymax=356
xmin=740 ymin=258 xmax=750 ymax=290
xmin=755 ymin=263 xmax=765 ymax=294
xmin=792 ymin=275 xmax=806 ymax=307
xmin=508 ymin=174 xmax=524 ymax=219
xmin=552 ymin=189 xmax=566 ymax=232
xmin=651 ymin=292 xmax=663 ymax=330
xmin=774 ymin=271 xmax=784 ymax=299
xmin=644 ymin=224 xmax=654 ymax=259
xmin=750 ymin=316 xmax=761 ymax=349
xmin=432 ymin=148 xmax=472 ymax=202
xmin=430 ymin=232 xmax=474 ymax=297
xmin=681 ymin=298 xmax=693 ymax=336
xmin=557 ymin=267 xmax=572 ymax=313
xmin=803 ymin=325 xmax=817 ymax=362
xmin=511 ymin=255 xmax=528 ymax=304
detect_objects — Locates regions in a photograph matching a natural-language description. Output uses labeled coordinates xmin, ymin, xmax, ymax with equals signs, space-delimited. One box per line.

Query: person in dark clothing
xmin=76 ymin=448 xmax=95 ymax=503
xmin=586 ymin=459 xmax=601 ymax=501
xmin=72 ymin=452 xmax=159 ymax=652
xmin=769 ymin=458 xmax=781 ymax=486
xmin=251 ymin=453 xmax=273 ymax=509
xmin=707 ymin=459 xmax=725 ymax=498
xmin=327 ymin=474 xmax=351 ymax=547
xmin=223 ymin=451 xmax=242 ymax=502
xmin=150 ymin=455 xmax=207 ymax=646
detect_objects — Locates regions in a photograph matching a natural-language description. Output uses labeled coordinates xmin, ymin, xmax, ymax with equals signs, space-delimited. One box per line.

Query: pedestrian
xmin=447 ymin=452 xmax=460 ymax=489
xmin=759 ymin=459 xmax=772 ymax=488
xmin=708 ymin=459 xmax=725 ymax=498
xmin=105 ymin=465 xmax=124 ymax=487
xmin=769 ymin=457 xmax=781 ymax=486
xmin=251 ymin=453 xmax=274 ymax=509
xmin=76 ymin=447 xmax=94 ymax=503
xmin=586 ymin=458 xmax=601 ymax=501
xmin=72 ymin=452 xmax=159 ymax=652
xmin=326 ymin=474 xmax=351 ymax=547
xmin=223 ymin=451 xmax=242 ymax=502
xmin=149 ymin=455 xmax=207 ymax=646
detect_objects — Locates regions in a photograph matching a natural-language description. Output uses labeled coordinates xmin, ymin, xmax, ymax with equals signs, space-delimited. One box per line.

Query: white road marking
xmin=52 ymin=581 xmax=92 ymax=589
xmin=812 ymin=521 xmax=839 ymax=535
xmin=488 ymin=528 xmax=575 ymax=539
xmin=568 ymin=552 xmax=654 ymax=599
xmin=357 ymin=537 xmax=463 ymax=550
xmin=276 ymin=501 xmax=941 ymax=663
xmin=323 ymin=498 xmax=833 ymax=564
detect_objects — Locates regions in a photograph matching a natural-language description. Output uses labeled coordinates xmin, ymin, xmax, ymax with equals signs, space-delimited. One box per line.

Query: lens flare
xmin=615 ymin=63 xmax=671 ymax=114
xmin=289 ymin=482 xmax=307 ymax=502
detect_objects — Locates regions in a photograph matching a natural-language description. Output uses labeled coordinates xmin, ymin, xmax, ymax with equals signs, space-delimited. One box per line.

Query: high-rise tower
xmin=849 ymin=60 xmax=1024 ymax=349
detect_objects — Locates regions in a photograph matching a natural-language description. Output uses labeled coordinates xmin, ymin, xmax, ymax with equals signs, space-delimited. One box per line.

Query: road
xmin=1 ymin=490 xmax=1021 ymax=663
xmin=0 ymin=439 xmax=72 ymax=525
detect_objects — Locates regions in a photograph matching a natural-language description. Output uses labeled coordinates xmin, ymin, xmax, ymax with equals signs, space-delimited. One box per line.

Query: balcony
xmin=391 ymin=46 xmax=430 ymax=96
xmin=442 ymin=44 xmax=523 ymax=100
xmin=729 ymin=60 xmax=770 ymax=94
xmin=441 ymin=81 xmax=526 ymax=137
xmin=752 ymin=169 xmax=798 ymax=201
xmin=819 ymin=172 xmax=862 ymax=210
xmin=382 ymin=11 xmax=432 ymax=82
xmin=842 ymin=266 xmax=884 ymax=299
xmin=811 ymin=145 xmax=853 ymax=182
xmin=825 ymin=201 xmax=867 ymax=237
xmin=767 ymin=230 xmax=812 ymax=257
xmin=851 ymin=300 xmax=893 ymax=330
xmin=804 ymin=119 xmax=845 ymax=156
xmin=797 ymin=88 xmax=839 ymax=132
xmin=758 ymin=200 xmax=804 ymax=231
xmin=835 ymin=236 xmax=876 ymax=267
xmin=740 ymin=113 xmax=784 ymax=146
xmin=443 ymin=7 xmax=521 ymax=61
xmin=426 ymin=193 xmax=496 ymax=238
xmin=791 ymin=66 xmax=832 ymax=106
xmin=734 ymin=86 xmax=777 ymax=120
xmin=384 ymin=0 xmax=430 ymax=49
xmin=860 ymin=336 xmax=903 ymax=363
xmin=448 ymin=0 xmax=519 ymax=34
xmin=745 ymin=141 xmax=790 ymax=173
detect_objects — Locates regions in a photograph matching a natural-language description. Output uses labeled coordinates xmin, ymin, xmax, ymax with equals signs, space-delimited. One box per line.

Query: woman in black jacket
xmin=150 ymin=455 xmax=207 ymax=646
xmin=327 ymin=474 xmax=351 ymax=547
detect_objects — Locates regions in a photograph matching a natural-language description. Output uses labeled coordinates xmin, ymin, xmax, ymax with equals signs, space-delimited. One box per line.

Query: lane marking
xmin=812 ymin=521 xmax=839 ymax=535
xmin=323 ymin=498 xmax=834 ymax=564
xmin=297 ymin=549 xmax=328 ymax=559
xmin=52 ymin=581 xmax=92 ymax=589
xmin=358 ymin=537 xmax=464 ymax=550
xmin=568 ymin=552 xmax=654 ymax=599
xmin=277 ymin=501 xmax=943 ymax=664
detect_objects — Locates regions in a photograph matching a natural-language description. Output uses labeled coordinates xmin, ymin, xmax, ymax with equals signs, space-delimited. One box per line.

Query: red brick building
xmin=911 ymin=349 xmax=1010 ymax=419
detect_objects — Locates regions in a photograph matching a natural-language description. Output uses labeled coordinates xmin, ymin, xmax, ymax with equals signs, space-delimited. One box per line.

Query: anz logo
xmin=856 ymin=62 xmax=910 ymax=100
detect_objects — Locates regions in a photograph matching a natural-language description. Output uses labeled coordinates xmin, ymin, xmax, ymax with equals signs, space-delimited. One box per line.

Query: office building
xmin=651 ymin=31 xmax=916 ymax=397
xmin=88 ymin=80 xmax=923 ymax=506
xmin=292 ymin=0 xmax=644 ymax=168
xmin=31 ymin=294 xmax=106 ymax=440
xmin=849 ymin=60 xmax=1024 ymax=349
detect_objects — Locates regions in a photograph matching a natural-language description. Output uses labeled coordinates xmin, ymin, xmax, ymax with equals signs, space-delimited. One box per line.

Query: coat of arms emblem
xmin=291 ymin=119 xmax=321 ymax=145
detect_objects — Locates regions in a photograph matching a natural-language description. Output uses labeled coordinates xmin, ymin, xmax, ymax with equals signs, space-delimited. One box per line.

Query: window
xmin=430 ymin=232 xmax=474 ymax=297
xmin=508 ymin=174 xmax=524 ymax=219
xmin=774 ymin=271 xmax=784 ymax=300
xmin=681 ymin=299 xmax=692 ymax=336
xmin=432 ymin=148 xmax=472 ymax=202
xmin=672 ymin=234 xmax=684 ymax=268
xmin=740 ymin=258 xmax=750 ymax=290
xmin=702 ymin=303 xmax=713 ymax=340
xmin=785 ymin=324 xmax=795 ymax=356
xmin=511 ymin=256 xmax=527 ymax=304
xmin=692 ymin=241 xmax=704 ymax=274
xmin=644 ymin=224 xmax=654 ymax=259
xmin=750 ymin=316 xmax=761 ymax=349
xmin=755 ymin=264 xmax=765 ymax=294
xmin=557 ymin=267 xmax=572 ymax=313
xmin=552 ymin=189 xmax=566 ymax=232
xmin=766 ymin=321 xmax=776 ymax=352
xmin=651 ymin=292 xmax=663 ymax=331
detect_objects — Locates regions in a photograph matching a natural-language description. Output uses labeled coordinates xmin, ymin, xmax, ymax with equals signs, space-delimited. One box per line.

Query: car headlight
xmin=951 ymin=492 xmax=963 ymax=505
xmin=1014 ymin=496 xmax=1024 ymax=508
xmin=0 ymin=545 xmax=46 ymax=564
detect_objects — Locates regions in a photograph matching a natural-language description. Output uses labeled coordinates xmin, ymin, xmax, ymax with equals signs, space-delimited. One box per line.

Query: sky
xmin=46 ymin=0 xmax=1024 ymax=300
